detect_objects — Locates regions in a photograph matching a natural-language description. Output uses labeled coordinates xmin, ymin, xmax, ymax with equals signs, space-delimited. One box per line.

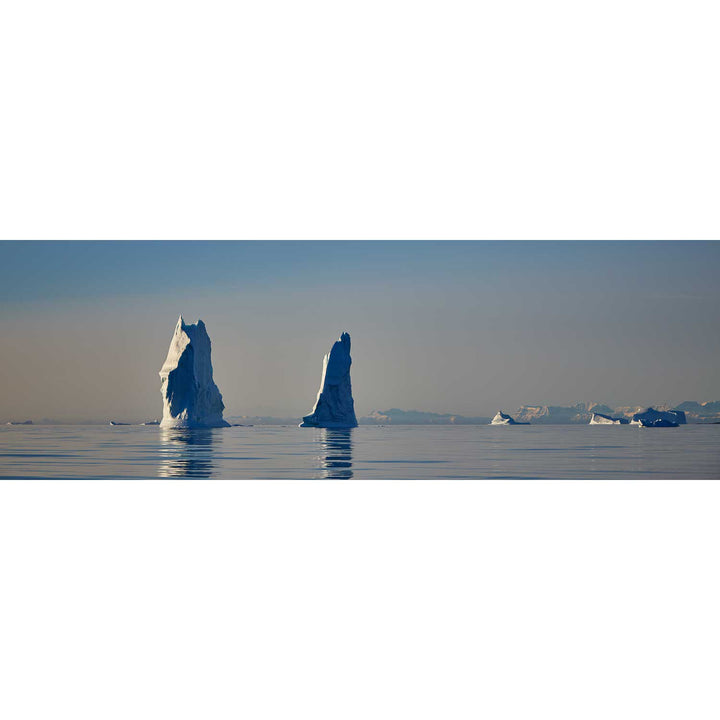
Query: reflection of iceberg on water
xmin=158 ymin=428 xmax=220 ymax=478
xmin=318 ymin=429 xmax=353 ymax=479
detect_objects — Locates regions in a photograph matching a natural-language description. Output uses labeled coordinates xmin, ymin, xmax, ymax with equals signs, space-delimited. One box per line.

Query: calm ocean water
xmin=1 ymin=424 xmax=718 ymax=479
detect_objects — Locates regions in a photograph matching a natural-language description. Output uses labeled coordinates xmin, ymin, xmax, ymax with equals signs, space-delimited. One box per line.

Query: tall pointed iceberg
xmin=159 ymin=316 xmax=230 ymax=428
xmin=300 ymin=332 xmax=358 ymax=428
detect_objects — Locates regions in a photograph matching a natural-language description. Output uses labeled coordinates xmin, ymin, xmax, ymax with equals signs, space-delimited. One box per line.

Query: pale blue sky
xmin=1 ymin=241 xmax=718 ymax=421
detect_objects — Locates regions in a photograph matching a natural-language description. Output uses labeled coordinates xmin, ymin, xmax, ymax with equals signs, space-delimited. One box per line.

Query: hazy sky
xmin=1 ymin=241 xmax=719 ymax=422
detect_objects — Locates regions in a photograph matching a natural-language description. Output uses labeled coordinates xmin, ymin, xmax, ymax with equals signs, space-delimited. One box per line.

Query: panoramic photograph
xmin=1 ymin=240 xmax=718 ymax=479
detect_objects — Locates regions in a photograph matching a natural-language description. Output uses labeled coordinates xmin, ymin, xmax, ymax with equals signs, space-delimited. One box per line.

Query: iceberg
xmin=300 ymin=332 xmax=358 ymax=428
xmin=589 ymin=412 xmax=629 ymax=425
xmin=637 ymin=417 xmax=679 ymax=428
xmin=159 ymin=316 xmax=230 ymax=428
xmin=490 ymin=411 xmax=528 ymax=425
xmin=512 ymin=403 xmax=613 ymax=424
xmin=631 ymin=407 xmax=685 ymax=426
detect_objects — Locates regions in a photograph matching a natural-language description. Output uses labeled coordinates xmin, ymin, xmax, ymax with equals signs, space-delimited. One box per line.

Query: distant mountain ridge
xmin=505 ymin=401 xmax=720 ymax=424
xmin=359 ymin=409 xmax=491 ymax=425
xmin=225 ymin=416 xmax=298 ymax=426
xmin=358 ymin=401 xmax=720 ymax=425
xmin=6 ymin=401 xmax=719 ymax=426
xmin=672 ymin=401 xmax=720 ymax=420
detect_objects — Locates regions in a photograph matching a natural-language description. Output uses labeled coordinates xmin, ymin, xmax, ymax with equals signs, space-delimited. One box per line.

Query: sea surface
xmin=1 ymin=424 xmax=718 ymax=479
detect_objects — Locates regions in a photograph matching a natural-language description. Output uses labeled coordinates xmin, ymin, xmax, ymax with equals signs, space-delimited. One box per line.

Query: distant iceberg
xmin=589 ymin=412 xmax=629 ymax=425
xmin=631 ymin=407 xmax=685 ymax=427
xmin=637 ymin=417 xmax=679 ymax=428
xmin=159 ymin=316 xmax=230 ymax=429
xmin=490 ymin=411 xmax=528 ymax=425
xmin=300 ymin=332 xmax=358 ymax=429
xmin=512 ymin=403 xmax=614 ymax=424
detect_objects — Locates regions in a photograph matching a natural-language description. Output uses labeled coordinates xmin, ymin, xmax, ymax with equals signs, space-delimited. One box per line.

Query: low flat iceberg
xmin=158 ymin=316 xmax=230 ymax=429
xmin=589 ymin=412 xmax=629 ymax=425
xmin=300 ymin=332 xmax=358 ymax=429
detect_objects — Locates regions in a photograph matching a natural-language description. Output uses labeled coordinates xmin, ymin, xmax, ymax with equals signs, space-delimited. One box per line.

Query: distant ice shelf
xmin=589 ymin=412 xmax=629 ymax=425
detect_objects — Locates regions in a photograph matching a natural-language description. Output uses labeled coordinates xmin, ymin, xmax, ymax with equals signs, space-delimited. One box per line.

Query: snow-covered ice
xmin=589 ymin=412 xmax=629 ymax=425
xmin=158 ymin=316 xmax=229 ymax=428
xmin=490 ymin=411 xmax=527 ymax=425
xmin=300 ymin=332 xmax=358 ymax=429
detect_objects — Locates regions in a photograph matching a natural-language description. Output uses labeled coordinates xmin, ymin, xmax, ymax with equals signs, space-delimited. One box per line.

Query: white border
xmin=1 ymin=480 xmax=719 ymax=719
xmin=1 ymin=1 xmax=718 ymax=240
